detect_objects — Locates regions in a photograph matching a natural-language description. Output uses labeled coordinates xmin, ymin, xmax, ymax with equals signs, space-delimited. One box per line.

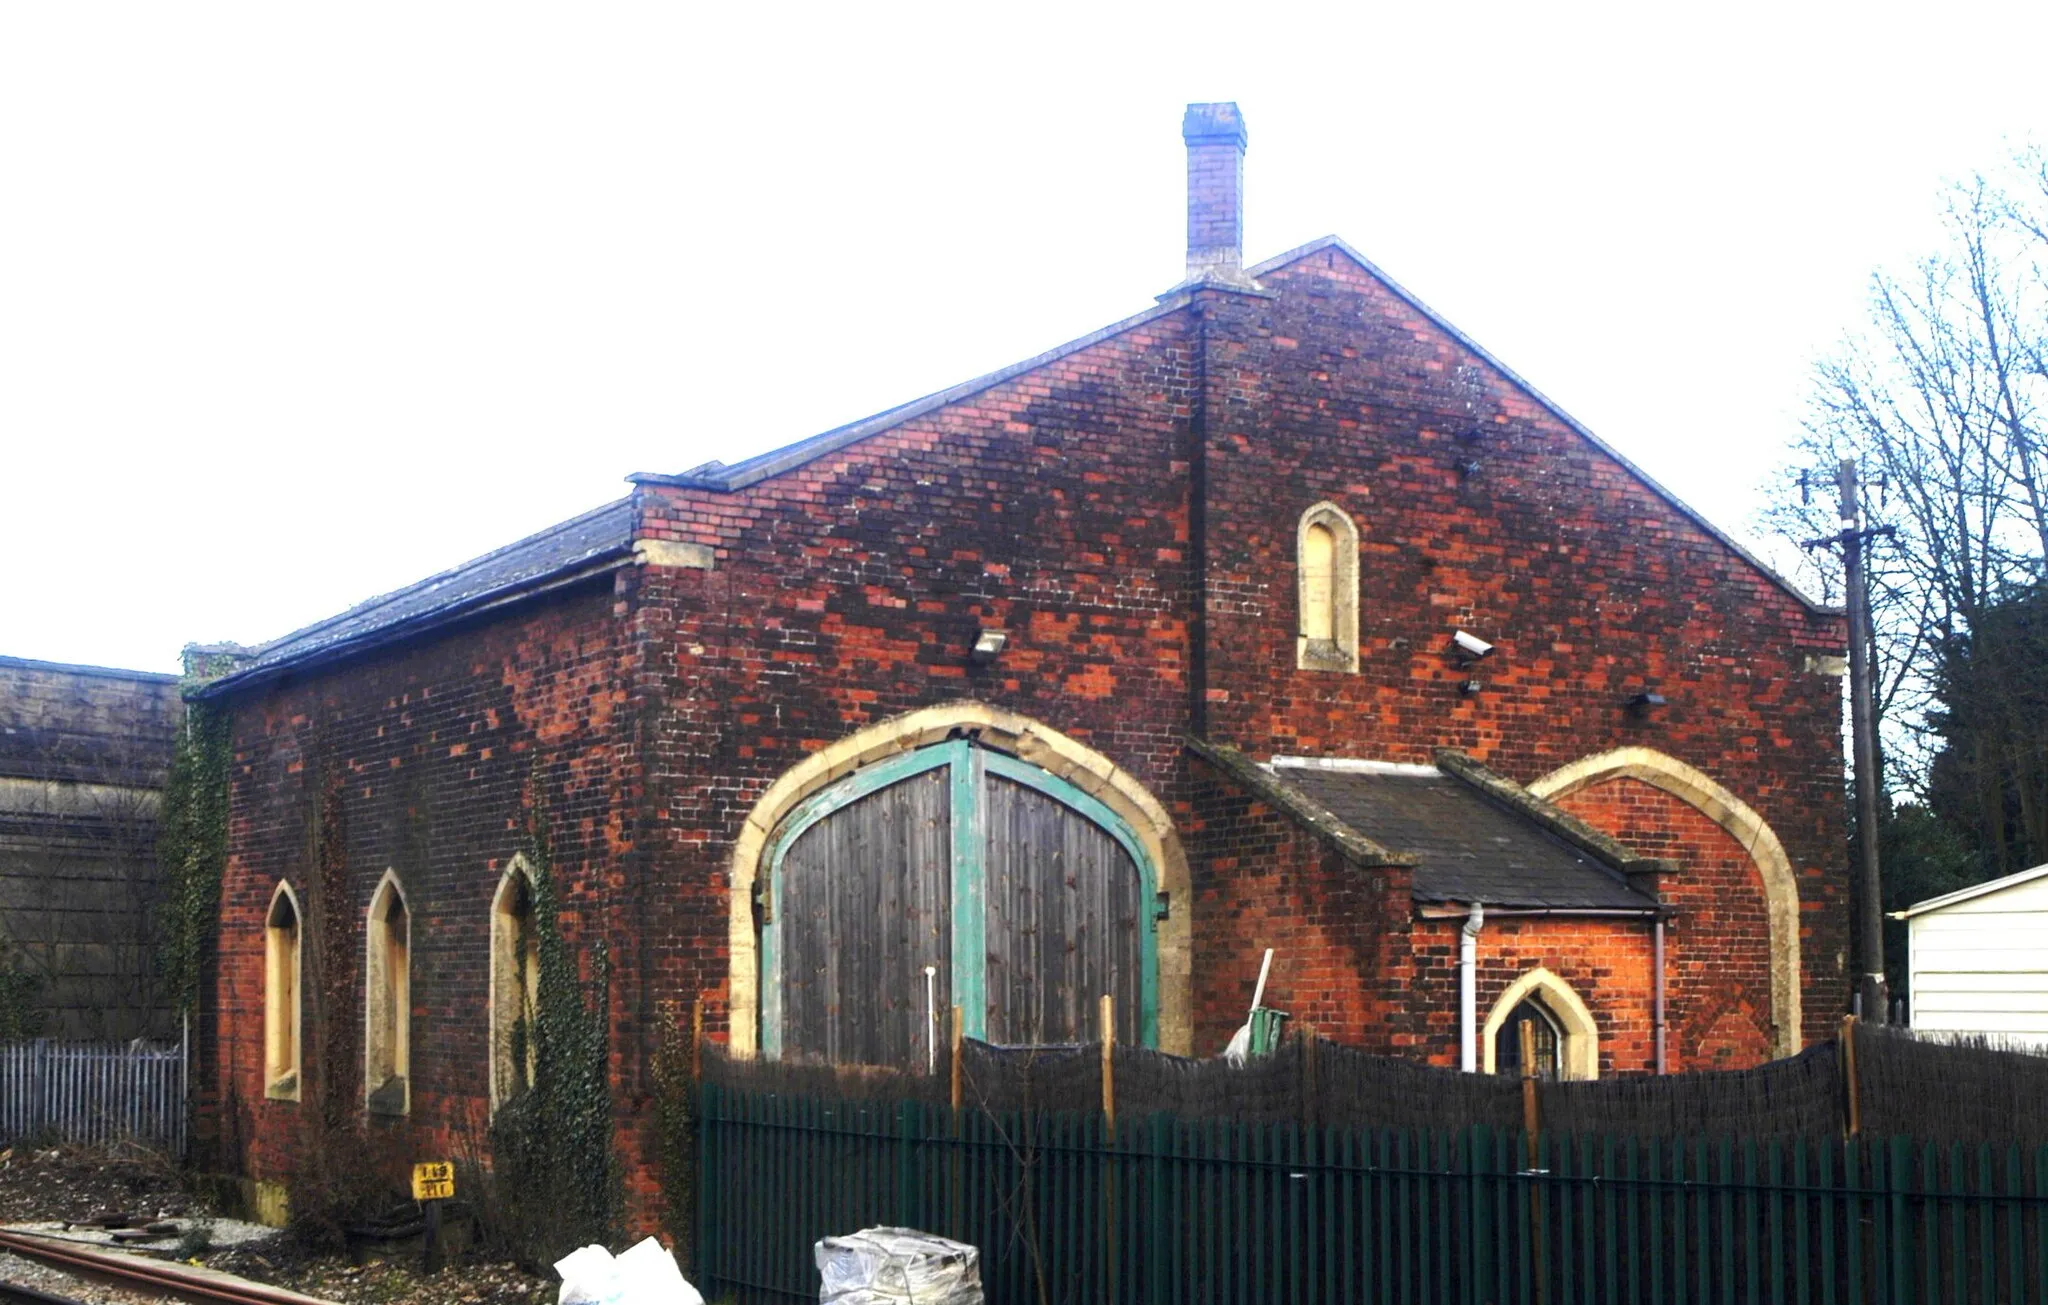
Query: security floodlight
xmin=1453 ymin=630 xmax=1494 ymax=660
xmin=971 ymin=629 xmax=1008 ymax=663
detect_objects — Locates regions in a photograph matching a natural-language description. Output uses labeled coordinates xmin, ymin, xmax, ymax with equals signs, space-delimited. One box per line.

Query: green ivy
xmin=158 ymin=700 xmax=231 ymax=1015
xmin=0 ymin=962 xmax=46 ymax=1041
xmin=651 ymin=1009 xmax=696 ymax=1269
xmin=489 ymin=795 xmax=623 ymax=1263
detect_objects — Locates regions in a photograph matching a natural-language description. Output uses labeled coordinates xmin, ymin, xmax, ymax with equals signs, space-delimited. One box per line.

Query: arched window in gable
xmin=264 ymin=881 xmax=302 ymax=1102
xmin=489 ymin=857 xmax=540 ymax=1109
xmin=1296 ymin=502 xmax=1359 ymax=672
xmin=365 ymin=871 xmax=411 ymax=1115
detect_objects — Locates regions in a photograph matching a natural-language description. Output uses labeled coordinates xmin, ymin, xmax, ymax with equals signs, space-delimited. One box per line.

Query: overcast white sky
xmin=3 ymin=3 xmax=2044 ymax=674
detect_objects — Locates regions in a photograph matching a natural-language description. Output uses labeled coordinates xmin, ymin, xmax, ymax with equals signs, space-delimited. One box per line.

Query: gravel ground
xmin=0 ymin=1146 xmax=192 ymax=1227
xmin=0 ymin=1248 xmax=164 ymax=1304
xmin=0 ymin=1146 xmax=559 ymax=1305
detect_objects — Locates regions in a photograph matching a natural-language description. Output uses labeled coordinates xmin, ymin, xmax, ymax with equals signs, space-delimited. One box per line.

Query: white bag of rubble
xmin=555 ymin=1236 xmax=705 ymax=1305
xmin=816 ymin=1226 xmax=982 ymax=1304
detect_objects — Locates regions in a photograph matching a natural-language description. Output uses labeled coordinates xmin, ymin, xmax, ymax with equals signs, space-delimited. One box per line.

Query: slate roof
xmin=195 ymin=497 xmax=636 ymax=698
xmin=195 ymin=227 xmax=1830 ymax=698
xmin=1272 ymin=760 xmax=1658 ymax=911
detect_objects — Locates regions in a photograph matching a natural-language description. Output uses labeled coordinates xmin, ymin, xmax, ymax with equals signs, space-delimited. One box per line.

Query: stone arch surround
xmin=1481 ymin=965 xmax=1601 ymax=1081
xmin=1528 ymin=747 xmax=1803 ymax=1058
xmin=725 ymin=702 xmax=1192 ymax=1057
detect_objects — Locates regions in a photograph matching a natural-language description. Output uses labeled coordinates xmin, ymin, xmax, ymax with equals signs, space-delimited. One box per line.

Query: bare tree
xmin=1767 ymin=146 xmax=2048 ymax=837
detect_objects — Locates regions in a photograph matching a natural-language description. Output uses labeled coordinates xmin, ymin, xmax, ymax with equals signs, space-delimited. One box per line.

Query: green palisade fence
xmin=696 ymin=1082 xmax=2048 ymax=1305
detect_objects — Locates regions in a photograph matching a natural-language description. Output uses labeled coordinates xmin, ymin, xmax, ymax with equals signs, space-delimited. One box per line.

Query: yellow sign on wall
xmin=411 ymin=1161 xmax=455 ymax=1202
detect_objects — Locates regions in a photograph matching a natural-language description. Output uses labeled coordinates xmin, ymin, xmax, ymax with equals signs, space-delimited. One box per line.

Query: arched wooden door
xmin=761 ymin=740 xmax=1157 ymax=1065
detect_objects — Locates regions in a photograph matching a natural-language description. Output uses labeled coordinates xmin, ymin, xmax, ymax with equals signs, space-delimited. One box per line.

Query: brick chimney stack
xmin=1180 ymin=102 xmax=1259 ymax=291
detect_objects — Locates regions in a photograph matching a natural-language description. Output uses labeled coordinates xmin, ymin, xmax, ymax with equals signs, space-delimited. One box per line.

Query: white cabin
xmin=1893 ymin=862 xmax=2048 ymax=1048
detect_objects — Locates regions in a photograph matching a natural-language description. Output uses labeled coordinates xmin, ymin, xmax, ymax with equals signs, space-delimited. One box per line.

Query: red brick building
xmin=193 ymin=103 xmax=1848 ymax=1222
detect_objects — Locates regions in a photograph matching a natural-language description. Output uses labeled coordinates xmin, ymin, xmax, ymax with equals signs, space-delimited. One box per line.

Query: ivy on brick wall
xmin=651 ymin=1008 xmax=696 ymax=1269
xmin=489 ymin=791 xmax=622 ymax=1263
xmin=158 ymin=700 xmax=231 ymax=1016
xmin=0 ymin=963 xmax=45 ymax=1041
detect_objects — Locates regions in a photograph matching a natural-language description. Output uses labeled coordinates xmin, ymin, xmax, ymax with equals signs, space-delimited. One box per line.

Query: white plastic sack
xmin=555 ymin=1236 xmax=705 ymax=1305
xmin=816 ymin=1226 xmax=982 ymax=1304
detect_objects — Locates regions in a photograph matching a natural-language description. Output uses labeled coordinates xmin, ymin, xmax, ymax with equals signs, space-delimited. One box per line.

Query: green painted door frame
xmin=760 ymin=738 xmax=1160 ymax=1059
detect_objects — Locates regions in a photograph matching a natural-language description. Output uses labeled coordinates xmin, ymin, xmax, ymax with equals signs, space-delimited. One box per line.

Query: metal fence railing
xmin=0 ymin=1028 xmax=187 ymax=1155
xmin=696 ymin=1082 xmax=2048 ymax=1305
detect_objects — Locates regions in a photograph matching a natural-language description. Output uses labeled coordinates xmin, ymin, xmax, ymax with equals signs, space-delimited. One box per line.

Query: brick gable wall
xmin=204 ymin=244 xmax=1848 ymax=1231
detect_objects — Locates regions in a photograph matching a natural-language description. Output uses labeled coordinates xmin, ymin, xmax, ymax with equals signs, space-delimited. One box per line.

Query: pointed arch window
xmin=1296 ymin=501 xmax=1359 ymax=672
xmin=489 ymin=857 xmax=541 ymax=1109
xmin=264 ymin=882 xmax=302 ymax=1102
xmin=365 ymin=871 xmax=411 ymax=1115
xmin=1483 ymin=967 xmax=1600 ymax=1081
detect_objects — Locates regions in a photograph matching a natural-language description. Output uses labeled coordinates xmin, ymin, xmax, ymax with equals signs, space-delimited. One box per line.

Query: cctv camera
xmin=1453 ymin=630 xmax=1494 ymax=660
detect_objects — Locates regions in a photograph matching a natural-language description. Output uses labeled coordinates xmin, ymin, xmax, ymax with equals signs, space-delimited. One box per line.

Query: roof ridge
xmin=250 ymin=495 xmax=634 ymax=655
xmin=629 ymin=297 xmax=1191 ymax=493
xmin=1250 ymin=237 xmax=1833 ymax=617
xmin=1430 ymin=748 xmax=1669 ymax=889
xmin=1185 ymin=735 xmax=1419 ymax=869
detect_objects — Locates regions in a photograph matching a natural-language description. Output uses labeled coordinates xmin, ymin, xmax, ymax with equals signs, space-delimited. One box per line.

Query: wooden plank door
xmin=776 ymin=765 xmax=952 ymax=1066
xmin=980 ymin=769 xmax=1145 ymax=1045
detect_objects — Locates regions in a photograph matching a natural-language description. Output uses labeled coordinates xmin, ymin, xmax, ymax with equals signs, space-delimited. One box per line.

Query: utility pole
xmin=1807 ymin=458 xmax=1892 ymax=1024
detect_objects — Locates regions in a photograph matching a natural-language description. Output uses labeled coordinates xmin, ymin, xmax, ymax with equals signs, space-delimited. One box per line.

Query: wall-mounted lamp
xmin=1626 ymin=691 xmax=1667 ymax=716
xmin=971 ymin=629 xmax=1008 ymax=664
xmin=1459 ymin=678 xmax=1484 ymax=696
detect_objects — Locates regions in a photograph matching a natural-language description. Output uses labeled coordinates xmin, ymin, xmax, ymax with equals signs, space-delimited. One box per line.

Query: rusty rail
xmin=0 ymin=1230 xmax=335 ymax=1305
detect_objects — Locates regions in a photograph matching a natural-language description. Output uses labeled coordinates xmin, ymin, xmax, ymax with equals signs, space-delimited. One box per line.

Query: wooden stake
xmin=950 ymin=1004 xmax=964 ymax=1234
xmin=1519 ymin=1018 xmax=1540 ymax=1165
xmin=690 ymin=998 xmax=704 ymax=1080
xmin=1102 ymin=993 xmax=1118 ymax=1305
xmin=950 ymin=1004 xmax=964 ymax=1113
xmin=1840 ymin=1013 xmax=1861 ymax=1137
xmin=1301 ymin=1022 xmax=1320 ymax=1131
xmin=1520 ymin=1018 xmax=1547 ymax=1305
xmin=1100 ymin=993 xmax=1117 ymax=1132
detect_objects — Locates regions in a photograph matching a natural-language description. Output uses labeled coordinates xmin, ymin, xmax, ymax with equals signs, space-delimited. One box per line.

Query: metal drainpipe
xmin=1654 ymin=916 xmax=1668 ymax=1074
xmin=1460 ymin=902 xmax=1485 ymax=1072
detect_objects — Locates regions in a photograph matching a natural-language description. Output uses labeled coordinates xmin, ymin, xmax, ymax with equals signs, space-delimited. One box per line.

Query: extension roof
xmin=1230 ymin=745 xmax=1663 ymax=912
xmin=197 ymin=235 xmax=1829 ymax=696
xmin=192 ymin=497 xmax=635 ymax=699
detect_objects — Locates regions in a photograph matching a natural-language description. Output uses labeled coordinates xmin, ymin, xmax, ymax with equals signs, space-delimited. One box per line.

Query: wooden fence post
xmin=690 ymin=998 xmax=704 ymax=1081
xmin=1102 ymin=993 xmax=1118 ymax=1305
xmin=1839 ymin=1013 xmax=1861 ymax=1137
xmin=1520 ymin=1019 xmax=1547 ymax=1305
xmin=1301 ymin=1023 xmax=1319 ymax=1131
xmin=950 ymin=1005 xmax=964 ymax=1234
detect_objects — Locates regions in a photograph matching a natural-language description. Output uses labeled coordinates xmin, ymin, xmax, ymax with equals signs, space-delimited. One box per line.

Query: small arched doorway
xmin=760 ymin=738 xmax=1159 ymax=1066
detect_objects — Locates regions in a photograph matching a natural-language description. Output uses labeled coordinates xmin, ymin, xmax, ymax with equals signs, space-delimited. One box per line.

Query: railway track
xmin=0 ymin=1230 xmax=334 ymax=1305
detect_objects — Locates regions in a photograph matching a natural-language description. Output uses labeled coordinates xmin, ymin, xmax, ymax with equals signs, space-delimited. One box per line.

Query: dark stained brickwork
xmin=204 ymin=242 xmax=1848 ymax=1231
xmin=204 ymin=579 xmax=641 ymax=1200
